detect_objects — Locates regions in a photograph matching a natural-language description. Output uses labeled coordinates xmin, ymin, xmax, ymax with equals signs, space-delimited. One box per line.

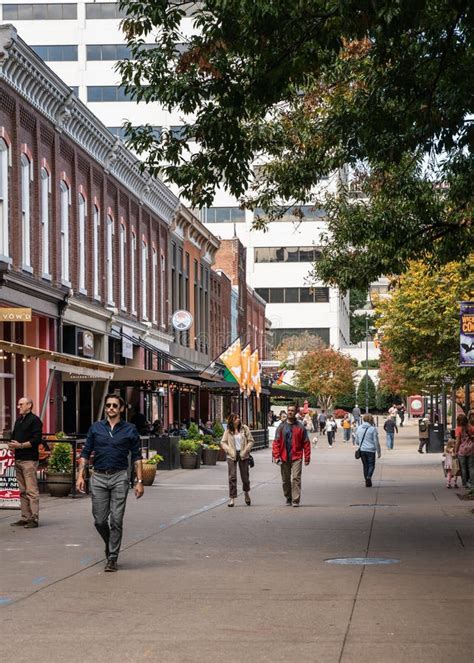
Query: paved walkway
xmin=1 ymin=423 xmax=472 ymax=662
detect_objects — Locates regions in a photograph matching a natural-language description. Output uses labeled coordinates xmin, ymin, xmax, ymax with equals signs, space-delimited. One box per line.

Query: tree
xmin=294 ymin=347 xmax=356 ymax=411
xmin=357 ymin=375 xmax=377 ymax=411
xmin=273 ymin=331 xmax=325 ymax=368
xmin=118 ymin=1 xmax=473 ymax=289
xmin=377 ymin=346 xmax=412 ymax=397
xmin=349 ymin=289 xmax=368 ymax=344
xmin=375 ymin=259 xmax=474 ymax=390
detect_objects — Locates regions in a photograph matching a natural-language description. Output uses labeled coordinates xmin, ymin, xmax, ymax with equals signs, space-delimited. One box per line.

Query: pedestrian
xmin=443 ymin=432 xmax=460 ymax=489
xmin=388 ymin=404 xmax=398 ymax=422
xmin=8 ymin=397 xmax=43 ymax=529
xmin=342 ymin=414 xmax=351 ymax=443
xmin=352 ymin=404 xmax=361 ymax=426
xmin=397 ymin=403 xmax=406 ymax=427
xmin=272 ymin=403 xmax=311 ymax=507
xmin=417 ymin=416 xmax=429 ymax=453
xmin=325 ymin=415 xmax=337 ymax=447
xmin=454 ymin=413 xmax=474 ymax=490
xmin=220 ymin=413 xmax=254 ymax=507
xmin=317 ymin=409 xmax=327 ymax=434
xmin=303 ymin=412 xmax=314 ymax=435
xmin=76 ymin=394 xmax=144 ymax=572
xmin=351 ymin=421 xmax=358 ymax=446
xmin=279 ymin=410 xmax=287 ymax=424
xmin=355 ymin=414 xmax=381 ymax=487
xmin=384 ymin=415 xmax=398 ymax=450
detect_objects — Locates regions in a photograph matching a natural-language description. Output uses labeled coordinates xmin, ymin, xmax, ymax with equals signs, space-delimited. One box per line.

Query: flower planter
xmin=202 ymin=448 xmax=218 ymax=466
xmin=141 ymin=464 xmax=157 ymax=486
xmin=217 ymin=448 xmax=227 ymax=462
xmin=45 ymin=472 xmax=72 ymax=497
xmin=180 ymin=453 xmax=198 ymax=469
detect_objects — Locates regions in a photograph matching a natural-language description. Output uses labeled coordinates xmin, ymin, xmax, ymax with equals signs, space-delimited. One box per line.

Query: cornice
xmin=0 ymin=25 xmax=179 ymax=225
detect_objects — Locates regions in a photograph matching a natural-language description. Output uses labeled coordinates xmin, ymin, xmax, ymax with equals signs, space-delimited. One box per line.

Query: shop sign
xmin=408 ymin=395 xmax=424 ymax=417
xmin=460 ymin=302 xmax=474 ymax=366
xmin=78 ymin=331 xmax=94 ymax=358
xmin=122 ymin=325 xmax=134 ymax=359
xmin=0 ymin=445 xmax=20 ymax=509
xmin=172 ymin=310 xmax=193 ymax=331
xmin=0 ymin=307 xmax=32 ymax=322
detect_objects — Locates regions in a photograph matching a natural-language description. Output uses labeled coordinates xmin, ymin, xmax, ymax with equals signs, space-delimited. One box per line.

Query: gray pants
xmin=90 ymin=470 xmax=129 ymax=561
xmin=458 ymin=454 xmax=474 ymax=488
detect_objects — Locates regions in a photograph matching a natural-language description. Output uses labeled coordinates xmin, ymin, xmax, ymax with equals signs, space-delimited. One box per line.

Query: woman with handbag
xmin=454 ymin=413 xmax=474 ymax=490
xmin=220 ymin=413 xmax=254 ymax=507
xmin=355 ymin=414 xmax=381 ymax=487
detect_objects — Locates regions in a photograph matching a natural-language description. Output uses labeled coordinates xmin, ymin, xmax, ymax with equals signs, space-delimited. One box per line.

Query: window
xmin=32 ymin=45 xmax=78 ymax=61
xmin=152 ymin=248 xmax=157 ymax=323
xmin=285 ymin=287 xmax=299 ymax=303
xmin=299 ymin=287 xmax=314 ymax=303
xmin=272 ymin=328 xmax=330 ymax=347
xmin=86 ymin=44 xmax=132 ymax=61
xmin=119 ymin=224 xmax=126 ymax=310
xmin=40 ymin=168 xmax=50 ymax=275
xmin=254 ymin=205 xmax=325 ymax=223
xmin=254 ymin=246 xmax=322 ymax=263
xmin=85 ymin=2 xmax=126 ymax=19
xmin=131 ymin=232 xmax=136 ymax=313
xmin=87 ymin=86 xmax=133 ymax=102
xmin=160 ymin=253 xmax=166 ymax=327
xmin=3 ymin=4 xmax=77 ymax=19
xmin=270 ymin=288 xmax=284 ymax=303
xmin=170 ymin=125 xmax=186 ymax=139
xmin=92 ymin=205 xmax=100 ymax=299
xmin=60 ymin=180 xmax=70 ymax=282
xmin=286 ymin=246 xmax=299 ymax=263
xmin=107 ymin=126 xmax=161 ymax=140
xmin=254 ymin=287 xmax=329 ymax=303
xmin=141 ymin=241 xmax=148 ymax=319
xmin=78 ymin=193 xmax=86 ymax=292
xmin=20 ymin=153 xmax=32 ymax=268
xmin=201 ymin=207 xmax=245 ymax=223
xmin=106 ymin=214 xmax=114 ymax=304
xmin=0 ymin=139 xmax=9 ymax=258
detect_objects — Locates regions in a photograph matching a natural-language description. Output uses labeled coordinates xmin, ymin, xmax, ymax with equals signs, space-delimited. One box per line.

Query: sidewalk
xmin=1 ymin=424 xmax=472 ymax=663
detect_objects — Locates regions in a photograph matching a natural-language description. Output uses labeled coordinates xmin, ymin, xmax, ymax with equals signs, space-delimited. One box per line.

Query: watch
xmin=135 ymin=479 xmax=143 ymax=484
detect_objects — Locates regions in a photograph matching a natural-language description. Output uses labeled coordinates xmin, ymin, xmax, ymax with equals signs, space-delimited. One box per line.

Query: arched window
xmin=21 ymin=153 xmax=32 ymax=268
xmin=0 ymin=138 xmax=9 ymax=258
xmin=78 ymin=193 xmax=87 ymax=292
xmin=106 ymin=214 xmax=114 ymax=305
xmin=40 ymin=168 xmax=50 ymax=276
xmin=131 ymin=231 xmax=136 ymax=314
xmin=119 ymin=223 xmax=126 ymax=310
xmin=152 ymin=247 xmax=157 ymax=323
xmin=60 ymin=180 xmax=70 ymax=282
xmin=93 ymin=205 xmax=100 ymax=299
xmin=141 ymin=240 xmax=148 ymax=320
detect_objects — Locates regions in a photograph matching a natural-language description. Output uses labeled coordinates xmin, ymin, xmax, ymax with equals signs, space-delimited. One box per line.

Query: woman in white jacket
xmin=220 ymin=413 xmax=254 ymax=507
xmin=356 ymin=414 xmax=381 ymax=487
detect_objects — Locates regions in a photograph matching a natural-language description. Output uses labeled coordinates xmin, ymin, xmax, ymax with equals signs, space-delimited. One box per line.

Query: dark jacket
xmin=273 ymin=421 xmax=311 ymax=463
xmin=384 ymin=419 xmax=398 ymax=434
xmin=81 ymin=419 xmax=141 ymax=471
xmin=12 ymin=412 xmax=43 ymax=462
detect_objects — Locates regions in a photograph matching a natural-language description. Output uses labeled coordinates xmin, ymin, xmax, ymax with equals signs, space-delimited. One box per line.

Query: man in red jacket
xmin=272 ymin=404 xmax=311 ymax=506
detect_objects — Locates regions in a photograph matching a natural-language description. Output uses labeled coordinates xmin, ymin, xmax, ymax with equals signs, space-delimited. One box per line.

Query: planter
xmin=141 ymin=464 xmax=157 ymax=486
xmin=202 ymin=448 xmax=218 ymax=466
xmin=180 ymin=453 xmax=198 ymax=469
xmin=45 ymin=472 xmax=72 ymax=497
xmin=217 ymin=448 xmax=227 ymax=462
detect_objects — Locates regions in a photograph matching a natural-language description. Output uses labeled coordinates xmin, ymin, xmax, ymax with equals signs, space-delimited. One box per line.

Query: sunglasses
xmin=105 ymin=403 xmax=120 ymax=409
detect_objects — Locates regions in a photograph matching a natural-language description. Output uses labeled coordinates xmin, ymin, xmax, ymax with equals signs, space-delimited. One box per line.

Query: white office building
xmin=0 ymin=0 xmax=350 ymax=349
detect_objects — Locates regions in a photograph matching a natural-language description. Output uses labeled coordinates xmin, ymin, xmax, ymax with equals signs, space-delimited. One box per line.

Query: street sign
xmin=0 ymin=445 xmax=20 ymax=509
xmin=0 ymin=307 xmax=32 ymax=322
xmin=171 ymin=310 xmax=193 ymax=331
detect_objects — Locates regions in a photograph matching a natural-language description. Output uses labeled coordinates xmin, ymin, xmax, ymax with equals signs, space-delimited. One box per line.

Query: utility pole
xmin=365 ymin=314 xmax=369 ymax=414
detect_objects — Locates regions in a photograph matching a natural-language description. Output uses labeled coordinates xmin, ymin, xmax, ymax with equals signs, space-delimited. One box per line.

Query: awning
xmin=0 ymin=340 xmax=115 ymax=379
xmin=269 ymin=385 xmax=311 ymax=399
xmin=113 ymin=365 xmax=201 ymax=386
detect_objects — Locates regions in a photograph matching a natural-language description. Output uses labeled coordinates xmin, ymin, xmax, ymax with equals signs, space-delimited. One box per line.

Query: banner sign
xmin=0 ymin=445 xmax=20 ymax=509
xmin=460 ymin=302 xmax=474 ymax=367
xmin=0 ymin=307 xmax=32 ymax=322
xmin=408 ymin=395 xmax=424 ymax=417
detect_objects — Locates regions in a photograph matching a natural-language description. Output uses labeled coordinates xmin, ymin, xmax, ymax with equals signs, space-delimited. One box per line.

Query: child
xmin=443 ymin=432 xmax=460 ymax=489
xmin=351 ymin=421 xmax=358 ymax=446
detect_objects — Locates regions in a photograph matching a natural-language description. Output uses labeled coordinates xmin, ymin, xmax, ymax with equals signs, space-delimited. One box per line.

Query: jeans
xmin=386 ymin=432 xmax=394 ymax=449
xmin=15 ymin=460 xmax=39 ymax=522
xmin=327 ymin=431 xmax=335 ymax=446
xmin=227 ymin=452 xmax=250 ymax=498
xmin=360 ymin=451 xmax=376 ymax=480
xmin=458 ymin=454 xmax=474 ymax=488
xmin=280 ymin=459 xmax=303 ymax=503
xmin=90 ymin=470 xmax=129 ymax=560
xmin=343 ymin=429 xmax=351 ymax=442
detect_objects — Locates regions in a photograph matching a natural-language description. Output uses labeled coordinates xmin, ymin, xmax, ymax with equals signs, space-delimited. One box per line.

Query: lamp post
xmin=365 ymin=313 xmax=369 ymax=414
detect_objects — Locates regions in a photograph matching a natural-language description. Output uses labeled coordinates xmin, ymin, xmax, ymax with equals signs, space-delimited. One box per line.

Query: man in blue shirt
xmin=76 ymin=394 xmax=144 ymax=572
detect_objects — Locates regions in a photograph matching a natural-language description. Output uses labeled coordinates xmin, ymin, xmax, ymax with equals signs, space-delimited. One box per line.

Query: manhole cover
xmin=325 ymin=557 xmax=400 ymax=566
xmin=350 ymin=504 xmax=398 ymax=507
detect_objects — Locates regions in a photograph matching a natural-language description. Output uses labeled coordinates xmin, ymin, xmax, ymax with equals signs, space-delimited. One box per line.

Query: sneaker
xmin=418 ymin=450 xmax=423 ymax=454
xmin=10 ymin=519 xmax=28 ymax=527
xmin=446 ymin=484 xmax=451 ymax=489
xmin=23 ymin=519 xmax=39 ymax=528
xmin=292 ymin=501 xmax=300 ymax=507
xmin=365 ymin=478 xmax=372 ymax=487
xmin=286 ymin=497 xmax=292 ymax=506
xmin=104 ymin=559 xmax=118 ymax=572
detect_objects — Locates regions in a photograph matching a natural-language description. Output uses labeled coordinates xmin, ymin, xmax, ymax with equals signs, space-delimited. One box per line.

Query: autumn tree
xmin=375 ymin=259 xmax=474 ymax=390
xmin=118 ymin=1 xmax=473 ymax=290
xmin=294 ymin=347 xmax=356 ymax=411
xmin=273 ymin=332 xmax=325 ymax=369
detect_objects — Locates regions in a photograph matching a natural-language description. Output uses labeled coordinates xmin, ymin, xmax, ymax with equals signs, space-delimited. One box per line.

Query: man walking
xmin=317 ymin=409 xmax=327 ymax=434
xmin=352 ymin=404 xmax=361 ymax=426
xmin=384 ymin=416 xmax=399 ymax=450
xmin=77 ymin=394 xmax=144 ymax=572
xmin=9 ymin=397 xmax=43 ymax=528
xmin=272 ymin=404 xmax=311 ymax=507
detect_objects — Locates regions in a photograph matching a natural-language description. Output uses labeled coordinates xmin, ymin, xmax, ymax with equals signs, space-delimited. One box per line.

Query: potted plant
xmin=212 ymin=421 xmax=226 ymax=461
xmin=141 ymin=454 xmax=164 ymax=485
xmin=202 ymin=443 xmax=220 ymax=466
xmin=179 ymin=439 xmax=200 ymax=469
xmin=46 ymin=441 xmax=72 ymax=497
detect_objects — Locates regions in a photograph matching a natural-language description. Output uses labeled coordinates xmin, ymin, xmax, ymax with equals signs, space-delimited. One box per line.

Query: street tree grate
xmin=325 ymin=557 xmax=400 ymax=565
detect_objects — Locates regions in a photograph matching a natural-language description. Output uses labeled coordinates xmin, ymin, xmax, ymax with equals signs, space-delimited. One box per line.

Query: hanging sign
xmin=0 ymin=444 xmax=20 ymax=509
xmin=172 ymin=310 xmax=193 ymax=331
xmin=460 ymin=302 xmax=474 ymax=366
xmin=0 ymin=307 xmax=32 ymax=322
xmin=122 ymin=326 xmax=134 ymax=359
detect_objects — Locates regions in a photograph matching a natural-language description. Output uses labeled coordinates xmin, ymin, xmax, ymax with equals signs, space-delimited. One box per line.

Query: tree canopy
xmin=118 ymin=0 xmax=473 ymax=289
xmin=294 ymin=346 xmax=356 ymax=411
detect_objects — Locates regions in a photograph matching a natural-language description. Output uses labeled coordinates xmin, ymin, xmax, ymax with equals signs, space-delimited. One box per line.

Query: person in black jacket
xmin=8 ymin=397 xmax=43 ymax=528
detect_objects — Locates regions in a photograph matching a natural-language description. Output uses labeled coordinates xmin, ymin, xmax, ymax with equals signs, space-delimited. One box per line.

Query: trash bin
xmin=427 ymin=423 xmax=445 ymax=453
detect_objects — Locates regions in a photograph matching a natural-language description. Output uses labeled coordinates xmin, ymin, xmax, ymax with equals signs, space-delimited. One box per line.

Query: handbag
xmin=355 ymin=427 xmax=368 ymax=460
xmin=458 ymin=431 xmax=474 ymax=456
xmin=248 ymin=454 xmax=255 ymax=468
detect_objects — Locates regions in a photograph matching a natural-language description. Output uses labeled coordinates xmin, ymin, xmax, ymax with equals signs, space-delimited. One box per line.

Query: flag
xmin=275 ymin=369 xmax=286 ymax=385
xmin=219 ymin=339 xmax=242 ymax=385
xmin=250 ymin=349 xmax=261 ymax=398
xmin=240 ymin=344 xmax=251 ymax=395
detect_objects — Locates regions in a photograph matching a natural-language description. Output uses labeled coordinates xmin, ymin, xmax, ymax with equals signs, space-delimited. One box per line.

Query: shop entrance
xmin=62 ymin=381 xmax=94 ymax=435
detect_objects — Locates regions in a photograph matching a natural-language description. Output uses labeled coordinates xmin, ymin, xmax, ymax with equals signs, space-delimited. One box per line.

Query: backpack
xmin=458 ymin=430 xmax=474 ymax=456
